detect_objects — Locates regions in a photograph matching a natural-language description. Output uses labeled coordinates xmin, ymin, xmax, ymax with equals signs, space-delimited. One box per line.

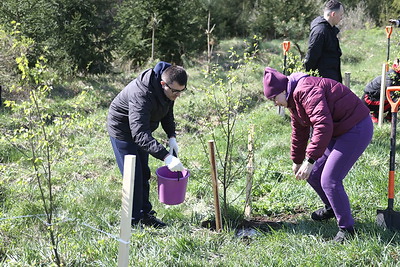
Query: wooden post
xmin=379 ymin=63 xmax=388 ymax=127
xmin=206 ymin=10 xmax=216 ymax=74
xmin=208 ymin=140 xmax=222 ymax=231
xmin=344 ymin=72 xmax=351 ymax=88
xmin=244 ymin=125 xmax=254 ymax=219
xmin=118 ymin=155 xmax=136 ymax=267
xmin=0 ymin=85 xmax=2 ymax=108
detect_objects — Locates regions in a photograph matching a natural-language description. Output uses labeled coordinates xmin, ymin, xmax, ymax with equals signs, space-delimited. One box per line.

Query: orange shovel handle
xmin=386 ymin=26 xmax=393 ymax=39
xmin=389 ymin=171 xmax=395 ymax=199
xmin=282 ymin=41 xmax=290 ymax=55
xmin=386 ymin=86 xmax=400 ymax=113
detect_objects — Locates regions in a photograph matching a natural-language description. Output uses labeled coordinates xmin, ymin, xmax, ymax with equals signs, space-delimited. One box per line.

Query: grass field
xmin=1 ymin=27 xmax=400 ymax=266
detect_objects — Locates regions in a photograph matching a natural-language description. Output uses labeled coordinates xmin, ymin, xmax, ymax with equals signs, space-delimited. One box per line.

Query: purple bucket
xmin=156 ymin=166 xmax=190 ymax=205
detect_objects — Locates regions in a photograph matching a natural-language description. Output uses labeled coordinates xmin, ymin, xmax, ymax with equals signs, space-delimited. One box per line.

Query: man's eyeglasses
xmin=163 ymin=81 xmax=187 ymax=94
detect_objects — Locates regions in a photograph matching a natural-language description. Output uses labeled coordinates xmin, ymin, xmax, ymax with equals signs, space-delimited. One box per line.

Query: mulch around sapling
xmin=201 ymin=209 xmax=307 ymax=238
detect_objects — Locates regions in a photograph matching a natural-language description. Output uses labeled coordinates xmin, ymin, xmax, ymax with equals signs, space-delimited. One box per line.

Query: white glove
xmin=295 ymin=161 xmax=314 ymax=180
xmin=164 ymin=154 xmax=184 ymax=172
xmin=292 ymin=163 xmax=301 ymax=175
xmin=168 ymin=137 xmax=179 ymax=156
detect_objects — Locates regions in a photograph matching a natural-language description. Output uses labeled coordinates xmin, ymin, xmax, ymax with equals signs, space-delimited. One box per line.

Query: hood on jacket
xmin=153 ymin=61 xmax=172 ymax=81
xmin=287 ymin=73 xmax=309 ymax=100
xmin=310 ymin=16 xmax=330 ymax=30
xmin=310 ymin=16 xmax=340 ymax=35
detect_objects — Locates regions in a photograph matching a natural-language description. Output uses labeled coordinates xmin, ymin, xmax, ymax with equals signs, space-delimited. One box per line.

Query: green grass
xmin=1 ymin=27 xmax=400 ymax=265
xmin=341 ymin=28 xmax=390 ymax=96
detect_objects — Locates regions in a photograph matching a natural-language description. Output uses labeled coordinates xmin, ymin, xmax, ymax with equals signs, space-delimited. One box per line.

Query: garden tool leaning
xmin=377 ymin=86 xmax=400 ymax=231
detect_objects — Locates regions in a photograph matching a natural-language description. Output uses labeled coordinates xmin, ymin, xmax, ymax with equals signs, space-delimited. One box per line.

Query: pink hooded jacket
xmin=286 ymin=74 xmax=370 ymax=164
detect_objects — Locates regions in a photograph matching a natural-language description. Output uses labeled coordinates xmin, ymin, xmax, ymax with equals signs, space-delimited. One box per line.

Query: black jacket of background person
xmin=107 ymin=62 xmax=175 ymax=160
xmin=364 ymin=69 xmax=400 ymax=101
xmin=304 ymin=16 xmax=342 ymax=83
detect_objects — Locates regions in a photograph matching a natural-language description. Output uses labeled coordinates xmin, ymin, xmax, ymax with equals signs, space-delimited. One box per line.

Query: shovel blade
xmin=377 ymin=208 xmax=400 ymax=231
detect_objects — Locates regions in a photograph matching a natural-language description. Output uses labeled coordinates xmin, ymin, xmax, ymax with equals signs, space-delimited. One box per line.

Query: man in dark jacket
xmin=304 ymin=0 xmax=345 ymax=82
xmin=362 ymin=61 xmax=400 ymax=123
xmin=107 ymin=61 xmax=187 ymax=228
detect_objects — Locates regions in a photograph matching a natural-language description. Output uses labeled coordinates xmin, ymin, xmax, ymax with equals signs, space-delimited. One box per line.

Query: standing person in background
xmin=304 ymin=0 xmax=345 ymax=83
xmin=263 ymin=67 xmax=373 ymax=243
xmin=107 ymin=61 xmax=187 ymax=228
xmin=362 ymin=59 xmax=400 ymax=123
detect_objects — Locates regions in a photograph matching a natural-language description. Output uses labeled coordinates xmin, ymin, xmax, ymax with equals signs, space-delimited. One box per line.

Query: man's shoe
xmin=333 ymin=227 xmax=355 ymax=243
xmin=142 ymin=211 xmax=167 ymax=228
xmin=311 ymin=206 xmax=335 ymax=221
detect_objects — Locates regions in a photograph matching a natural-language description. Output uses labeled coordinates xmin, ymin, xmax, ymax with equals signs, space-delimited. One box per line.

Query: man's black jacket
xmin=304 ymin=16 xmax=342 ymax=83
xmin=107 ymin=62 xmax=175 ymax=160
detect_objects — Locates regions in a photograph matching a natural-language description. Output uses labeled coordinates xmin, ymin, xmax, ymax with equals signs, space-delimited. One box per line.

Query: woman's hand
xmin=295 ymin=161 xmax=315 ymax=180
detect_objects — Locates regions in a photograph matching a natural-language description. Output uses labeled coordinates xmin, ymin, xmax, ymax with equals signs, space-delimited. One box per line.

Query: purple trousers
xmin=307 ymin=116 xmax=373 ymax=229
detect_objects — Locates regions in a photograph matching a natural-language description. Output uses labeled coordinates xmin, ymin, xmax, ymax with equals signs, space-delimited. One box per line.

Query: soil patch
xmin=201 ymin=209 xmax=308 ymax=238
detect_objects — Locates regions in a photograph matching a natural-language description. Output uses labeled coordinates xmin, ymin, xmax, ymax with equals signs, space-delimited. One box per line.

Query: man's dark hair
xmin=324 ymin=0 xmax=343 ymax=12
xmin=162 ymin=66 xmax=187 ymax=86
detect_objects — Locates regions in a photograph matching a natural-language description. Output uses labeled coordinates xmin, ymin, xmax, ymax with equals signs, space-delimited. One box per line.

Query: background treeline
xmin=0 ymin=0 xmax=398 ymax=76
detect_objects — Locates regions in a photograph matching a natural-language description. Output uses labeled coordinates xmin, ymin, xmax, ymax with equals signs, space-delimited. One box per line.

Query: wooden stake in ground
xmin=118 ymin=155 xmax=136 ymax=267
xmin=244 ymin=125 xmax=254 ymax=219
xmin=379 ymin=63 xmax=388 ymax=127
xmin=208 ymin=140 xmax=222 ymax=231
xmin=344 ymin=72 xmax=351 ymax=89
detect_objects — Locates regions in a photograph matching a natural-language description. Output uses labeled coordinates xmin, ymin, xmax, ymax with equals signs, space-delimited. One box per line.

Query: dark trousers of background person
xmin=361 ymin=93 xmax=391 ymax=120
xmin=110 ymin=136 xmax=153 ymax=221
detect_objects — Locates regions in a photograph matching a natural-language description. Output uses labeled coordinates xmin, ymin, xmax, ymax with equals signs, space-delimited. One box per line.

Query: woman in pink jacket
xmin=263 ymin=67 xmax=373 ymax=242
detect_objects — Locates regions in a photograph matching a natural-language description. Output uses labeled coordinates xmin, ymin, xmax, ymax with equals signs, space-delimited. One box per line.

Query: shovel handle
xmin=386 ymin=26 xmax=393 ymax=39
xmin=386 ymin=86 xmax=400 ymax=113
xmin=386 ymin=87 xmax=400 ymax=205
xmin=282 ymin=41 xmax=290 ymax=55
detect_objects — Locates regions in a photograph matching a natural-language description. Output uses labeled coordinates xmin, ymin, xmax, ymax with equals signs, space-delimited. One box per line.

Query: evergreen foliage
xmin=0 ymin=0 xmax=117 ymax=75
xmin=0 ymin=0 xmax=395 ymax=75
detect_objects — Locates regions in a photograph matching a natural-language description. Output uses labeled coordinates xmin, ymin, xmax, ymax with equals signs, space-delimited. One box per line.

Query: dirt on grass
xmin=201 ymin=208 xmax=308 ymax=237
